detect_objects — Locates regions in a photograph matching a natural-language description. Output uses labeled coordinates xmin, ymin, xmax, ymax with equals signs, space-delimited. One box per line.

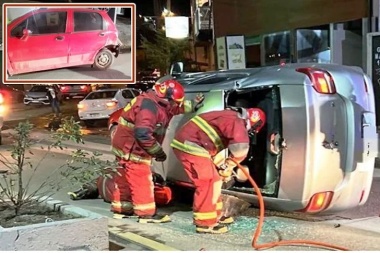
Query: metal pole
xmin=167 ymin=0 xmax=171 ymax=11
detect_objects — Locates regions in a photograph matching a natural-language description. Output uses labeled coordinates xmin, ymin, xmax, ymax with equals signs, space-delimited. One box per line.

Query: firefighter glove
xmin=155 ymin=149 xmax=167 ymax=162
xmin=193 ymin=93 xmax=205 ymax=111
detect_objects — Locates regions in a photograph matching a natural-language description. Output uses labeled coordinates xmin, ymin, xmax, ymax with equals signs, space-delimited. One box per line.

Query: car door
xmin=68 ymin=10 xmax=108 ymax=64
xmin=151 ymin=89 xmax=226 ymax=183
xmin=7 ymin=10 xmax=69 ymax=74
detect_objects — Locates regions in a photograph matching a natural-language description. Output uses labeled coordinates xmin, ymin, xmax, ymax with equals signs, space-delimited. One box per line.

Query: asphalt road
xmin=7 ymin=52 xmax=132 ymax=81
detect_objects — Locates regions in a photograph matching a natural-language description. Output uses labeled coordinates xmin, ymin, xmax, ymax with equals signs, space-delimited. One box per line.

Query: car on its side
xmin=78 ymin=88 xmax=140 ymax=127
xmin=24 ymin=84 xmax=63 ymax=105
xmin=60 ymin=84 xmax=92 ymax=99
xmin=147 ymin=62 xmax=378 ymax=215
xmin=6 ymin=8 xmax=121 ymax=76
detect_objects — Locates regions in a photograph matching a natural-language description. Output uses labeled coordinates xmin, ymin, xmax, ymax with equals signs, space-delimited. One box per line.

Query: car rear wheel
xmin=110 ymin=124 xmax=117 ymax=140
xmin=93 ymin=49 xmax=114 ymax=70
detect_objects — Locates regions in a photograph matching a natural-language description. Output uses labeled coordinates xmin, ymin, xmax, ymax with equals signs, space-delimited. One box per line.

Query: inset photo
xmin=2 ymin=3 xmax=136 ymax=84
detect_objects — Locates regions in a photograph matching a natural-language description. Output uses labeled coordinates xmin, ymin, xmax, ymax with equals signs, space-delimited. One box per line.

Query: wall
xmin=331 ymin=23 xmax=364 ymax=69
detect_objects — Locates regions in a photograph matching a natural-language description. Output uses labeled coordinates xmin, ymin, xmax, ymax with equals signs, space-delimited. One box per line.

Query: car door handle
xmin=55 ymin=36 xmax=64 ymax=41
xmin=99 ymin=33 xmax=105 ymax=37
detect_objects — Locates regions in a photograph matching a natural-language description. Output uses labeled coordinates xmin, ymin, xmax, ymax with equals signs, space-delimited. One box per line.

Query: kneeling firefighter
xmin=171 ymin=107 xmax=266 ymax=234
xmin=109 ymin=79 xmax=205 ymax=223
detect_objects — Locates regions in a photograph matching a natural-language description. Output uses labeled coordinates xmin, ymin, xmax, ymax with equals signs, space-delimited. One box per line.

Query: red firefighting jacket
xmin=171 ymin=109 xmax=250 ymax=164
xmin=111 ymin=90 xmax=192 ymax=164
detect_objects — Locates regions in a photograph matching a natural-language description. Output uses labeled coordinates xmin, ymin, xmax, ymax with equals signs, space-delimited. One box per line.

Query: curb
xmin=108 ymin=226 xmax=179 ymax=251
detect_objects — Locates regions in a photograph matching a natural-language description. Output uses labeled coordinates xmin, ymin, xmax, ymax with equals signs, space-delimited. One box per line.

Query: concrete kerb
xmin=0 ymin=196 xmax=109 ymax=251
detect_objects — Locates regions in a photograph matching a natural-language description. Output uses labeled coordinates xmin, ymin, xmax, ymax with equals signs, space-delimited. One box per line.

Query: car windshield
xmin=30 ymin=86 xmax=48 ymax=92
xmin=86 ymin=91 xmax=117 ymax=100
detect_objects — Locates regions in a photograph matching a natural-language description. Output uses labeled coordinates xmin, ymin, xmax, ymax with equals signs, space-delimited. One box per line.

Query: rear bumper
xmin=78 ymin=111 xmax=113 ymax=121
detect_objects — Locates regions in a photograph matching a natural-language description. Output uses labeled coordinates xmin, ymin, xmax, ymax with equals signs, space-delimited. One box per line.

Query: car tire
xmin=110 ymin=124 xmax=117 ymax=140
xmin=83 ymin=120 xmax=96 ymax=128
xmin=93 ymin=49 xmax=114 ymax=70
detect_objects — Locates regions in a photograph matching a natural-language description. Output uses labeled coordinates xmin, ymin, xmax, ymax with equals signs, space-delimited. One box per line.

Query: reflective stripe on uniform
xmin=193 ymin=211 xmax=217 ymax=221
xmin=112 ymin=201 xmax=133 ymax=209
xmin=119 ymin=117 xmax=135 ymax=128
xmin=146 ymin=142 xmax=162 ymax=155
xmin=170 ymin=139 xmax=210 ymax=158
xmin=184 ymin=100 xmax=193 ymax=113
xmin=123 ymin=97 xmax=138 ymax=112
xmin=112 ymin=147 xmax=152 ymax=165
xmin=191 ymin=116 xmax=224 ymax=151
xmin=216 ymin=201 xmax=223 ymax=211
xmin=133 ymin=202 xmax=156 ymax=211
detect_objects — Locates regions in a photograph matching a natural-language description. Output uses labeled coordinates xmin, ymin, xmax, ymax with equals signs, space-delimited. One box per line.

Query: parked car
xmin=6 ymin=8 xmax=121 ymax=76
xmin=125 ymin=82 xmax=154 ymax=92
xmin=24 ymin=84 xmax=63 ymax=105
xmin=60 ymin=84 xmax=92 ymax=99
xmin=136 ymin=62 xmax=377 ymax=215
xmin=0 ymin=84 xmax=25 ymax=103
xmin=78 ymin=88 xmax=140 ymax=127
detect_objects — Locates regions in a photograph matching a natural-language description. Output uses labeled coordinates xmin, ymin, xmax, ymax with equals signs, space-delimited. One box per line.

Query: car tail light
xmin=296 ymin=68 xmax=336 ymax=94
xmin=300 ymin=191 xmax=334 ymax=213
xmin=80 ymin=85 xmax=88 ymax=91
xmin=77 ymin=103 xmax=84 ymax=109
xmin=106 ymin=100 xmax=118 ymax=107
xmin=0 ymin=93 xmax=3 ymax=104
xmin=60 ymin=86 xmax=67 ymax=91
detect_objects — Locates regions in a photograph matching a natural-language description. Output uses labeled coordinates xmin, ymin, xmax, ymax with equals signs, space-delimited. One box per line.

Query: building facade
xmin=191 ymin=0 xmax=373 ymax=72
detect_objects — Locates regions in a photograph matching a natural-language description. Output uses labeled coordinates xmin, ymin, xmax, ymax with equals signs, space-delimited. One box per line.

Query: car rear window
xmin=30 ymin=86 xmax=48 ymax=92
xmin=86 ymin=91 xmax=117 ymax=100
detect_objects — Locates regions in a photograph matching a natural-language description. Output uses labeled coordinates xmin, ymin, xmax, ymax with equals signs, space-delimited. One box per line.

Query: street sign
xmin=367 ymin=32 xmax=380 ymax=127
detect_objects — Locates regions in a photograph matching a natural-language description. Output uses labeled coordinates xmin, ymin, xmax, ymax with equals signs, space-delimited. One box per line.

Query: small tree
xmin=0 ymin=117 xmax=116 ymax=217
xmin=141 ymin=29 xmax=192 ymax=75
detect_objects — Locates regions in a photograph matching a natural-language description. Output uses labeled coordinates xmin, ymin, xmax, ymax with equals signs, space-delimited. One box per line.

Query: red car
xmin=107 ymin=107 xmax=122 ymax=139
xmin=6 ymin=8 xmax=121 ymax=76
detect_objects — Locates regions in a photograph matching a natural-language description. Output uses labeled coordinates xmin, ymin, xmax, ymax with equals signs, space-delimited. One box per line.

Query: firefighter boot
xmin=196 ymin=223 xmax=229 ymax=234
xmin=113 ymin=211 xmax=136 ymax=219
xmin=67 ymin=188 xmax=89 ymax=200
xmin=219 ymin=216 xmax=234 ymax=225
xmin=138 ymin=214 xmax=171 ymax=224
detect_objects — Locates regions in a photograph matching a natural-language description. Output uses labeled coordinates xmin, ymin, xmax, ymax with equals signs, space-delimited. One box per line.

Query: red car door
xmin=68 ymin=10 xmax=109 ymax=65
xmin=7 ymin=10 xmax=69 ymax=75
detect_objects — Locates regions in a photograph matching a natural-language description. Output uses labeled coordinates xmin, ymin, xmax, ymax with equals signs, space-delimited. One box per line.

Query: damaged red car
xmin=6 ymin=8 xmax=121 ymax=76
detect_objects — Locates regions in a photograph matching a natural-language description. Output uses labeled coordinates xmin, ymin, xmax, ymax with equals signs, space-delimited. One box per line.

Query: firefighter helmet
xmin=246 ymin=108 xmax=266 ymax=133
xmin=153 ymin=79 xmax=185 ymax=104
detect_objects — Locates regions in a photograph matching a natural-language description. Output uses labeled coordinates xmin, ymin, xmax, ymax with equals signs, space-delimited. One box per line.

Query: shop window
xmin=263 ymin=31 xmax=291 ymax=66
xmin=296 ymin=28 xmax=330 ymax=63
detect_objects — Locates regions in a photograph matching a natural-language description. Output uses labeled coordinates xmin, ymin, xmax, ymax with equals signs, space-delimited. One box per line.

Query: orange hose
xmin=227 ymin=158 xmax=349 ymax=251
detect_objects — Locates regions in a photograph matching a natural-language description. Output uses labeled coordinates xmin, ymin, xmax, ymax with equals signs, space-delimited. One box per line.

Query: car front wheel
xmin=93 ymin=49 xmax=114 ymax=70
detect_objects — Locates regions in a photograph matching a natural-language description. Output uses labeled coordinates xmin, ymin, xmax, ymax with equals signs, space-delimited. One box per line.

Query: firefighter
xmin=110 ymin=79 xmax=205 ymax=223
xmin=171 ymin=107 xmax=266 ymax=234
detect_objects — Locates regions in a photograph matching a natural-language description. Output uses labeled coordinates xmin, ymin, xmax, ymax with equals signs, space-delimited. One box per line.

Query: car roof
xmin=179 ymin=63 xmax=365 ymax=92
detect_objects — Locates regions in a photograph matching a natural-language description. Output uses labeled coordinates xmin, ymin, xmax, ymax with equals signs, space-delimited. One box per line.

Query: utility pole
xmin=167 ymin=0 xmax=171 ymax=11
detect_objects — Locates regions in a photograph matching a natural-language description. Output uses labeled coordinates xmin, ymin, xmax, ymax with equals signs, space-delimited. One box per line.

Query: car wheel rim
xmin=97 ymin=53 xmax=110 ymax=66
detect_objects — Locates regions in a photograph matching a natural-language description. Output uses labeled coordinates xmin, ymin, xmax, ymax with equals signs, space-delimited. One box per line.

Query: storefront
xmin=192 ymin=0 xmax=370 ymax=70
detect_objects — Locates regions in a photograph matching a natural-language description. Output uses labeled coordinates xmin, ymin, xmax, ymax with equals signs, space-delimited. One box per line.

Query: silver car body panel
xmin=152 ymin=63 xmax=378 ymax=214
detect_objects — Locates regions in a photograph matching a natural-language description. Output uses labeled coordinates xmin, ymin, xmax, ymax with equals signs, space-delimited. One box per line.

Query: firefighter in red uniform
xmin=111 ymin=79 xmax=205 ymax=223
xmin=171 ymin=107 xmax=266 ymax=234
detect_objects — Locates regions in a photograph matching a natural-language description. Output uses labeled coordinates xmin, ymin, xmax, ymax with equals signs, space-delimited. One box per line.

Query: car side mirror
xmin=169 ymin=62 xmax=184 ymax=76
xmin=21 ymin=28 xmax=29 ymax=40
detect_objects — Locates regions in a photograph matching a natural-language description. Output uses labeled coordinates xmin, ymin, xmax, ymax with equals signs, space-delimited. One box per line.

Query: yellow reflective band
xmin=146 ymin=143 xmax=162 ymax=155
xmin=184 ymin=100 xmax=193 ymax=113
xmin=119 ymin=117 xmax=135 ymax=128
xmin=111 ymin=147 xmax=152 ymax=165
xmin=124 ymin=97 xmax=138 ymax=112
xmin=112 ymin=201 xmax=133 ymax=208
xmin=193 ymin=211 xmax=217 ymax=220
xmin=216 ymin=201 xmax=223 ymax=211
xmin=170 ymin=139 xmax=210 ymax=158
xmin=133 ymin=202 xmax=156 ymax=211
xmin=191 ymin=116 xmax=224 ymax=151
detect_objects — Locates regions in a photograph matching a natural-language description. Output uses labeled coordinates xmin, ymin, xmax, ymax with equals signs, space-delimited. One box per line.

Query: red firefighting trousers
xmin=109 ymin=160 xmax=156 ymax=217
xmin=173 ymin=149 xmax=223 ymax=227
